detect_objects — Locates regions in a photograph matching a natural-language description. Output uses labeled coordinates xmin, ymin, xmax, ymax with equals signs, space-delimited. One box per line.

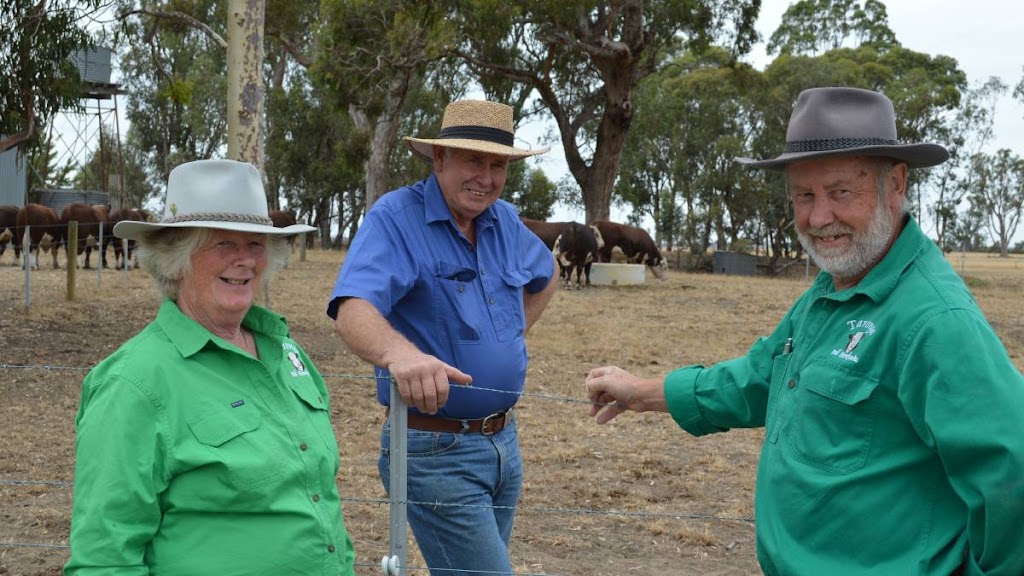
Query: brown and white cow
xmin=521 ymin=217 xmax=605 ymax=286
xmin=591 ymin=220 xmax=667 ymax=279
xmin=60 ymin=202 xmax=103 ymax=269
xmin=552 ymin=221 xmax=601 ymax=290
xmin=102 ymin=208 xmax=148 ymax=268
xmin=0 ymin=204 xmax=18 ymax=265
xmin=15 ymin=204 xmax=62 ymax=269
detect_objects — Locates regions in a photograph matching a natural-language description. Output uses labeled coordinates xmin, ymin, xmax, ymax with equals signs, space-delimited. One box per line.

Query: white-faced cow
xmin=15 ymin=204 xmax=62 ymax=269
xmin=0 ymin=204 xmax=18 ymax=265
xmin=102 ymin=208 xmax=148 ymax=268
xmin=521 ymin=217 xmax=604 ymax=288
xmin=592 ymin=220 xmax=668 ymax=279
xmin=60 ymin=202 xmax=103 ymax=269
xmin=552 ymin=222 xmax=601 ymax=290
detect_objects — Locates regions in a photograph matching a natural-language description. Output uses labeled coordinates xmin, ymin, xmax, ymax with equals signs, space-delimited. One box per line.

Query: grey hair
xmin=135 ymin=227 xmax=292 ymax=300
xmin=874 ymin=159 xmax=911 ymax=215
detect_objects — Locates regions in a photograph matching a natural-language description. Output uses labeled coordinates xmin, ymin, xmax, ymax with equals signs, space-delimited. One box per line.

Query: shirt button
xmin=787 ymin=379 xmax=796 ymax=389
xmin=328 ymin=545 xmax=335 ymax=553
xmin=313 ymin=494 xmax=320 ymax=502
xmin=300 ymin=442 xmax=308 ymax=451
xmin=488 ymin=297 xmax=495 ymax=305
xmin=458 ymin=285 xmax=465 ymax=293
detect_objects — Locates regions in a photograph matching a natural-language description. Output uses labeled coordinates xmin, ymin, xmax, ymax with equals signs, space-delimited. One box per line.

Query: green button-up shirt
xmin=665 ymin=218 xmax=1024 ymax=576
xmin=65 ymin=300 xmax=356 ymax=576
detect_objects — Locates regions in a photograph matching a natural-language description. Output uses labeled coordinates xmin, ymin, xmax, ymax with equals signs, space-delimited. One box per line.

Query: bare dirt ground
xmin=1 ymin=248 xmax=1022 ymax=576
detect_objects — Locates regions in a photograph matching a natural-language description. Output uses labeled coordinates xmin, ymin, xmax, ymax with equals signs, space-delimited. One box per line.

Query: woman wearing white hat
xmin=65 ymin=159 xmax=356 ymax=575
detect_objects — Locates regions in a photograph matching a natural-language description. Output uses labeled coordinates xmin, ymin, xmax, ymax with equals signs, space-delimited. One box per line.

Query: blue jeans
xmin=379 ymin=414 xmax=523 ymax=576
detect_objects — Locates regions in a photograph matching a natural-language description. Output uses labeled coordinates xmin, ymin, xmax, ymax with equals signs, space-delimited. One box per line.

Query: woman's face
xmin=177 ymin=229 xmax=268 ymax=328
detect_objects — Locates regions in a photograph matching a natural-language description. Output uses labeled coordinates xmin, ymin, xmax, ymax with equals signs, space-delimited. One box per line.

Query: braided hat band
xmin=736 ymin=87 xmax=948 ymax=170
xmin=113 ymin=159 xmax=315 ymax=241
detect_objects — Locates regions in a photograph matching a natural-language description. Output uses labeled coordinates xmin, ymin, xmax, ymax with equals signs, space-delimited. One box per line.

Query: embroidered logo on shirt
xmin=831 ymin=319 xmax=876 ymax=363
xmin=231 ymin=399 xmax=245 ymax=408
xmin=282 ymin=342 xmax=309 ymax=377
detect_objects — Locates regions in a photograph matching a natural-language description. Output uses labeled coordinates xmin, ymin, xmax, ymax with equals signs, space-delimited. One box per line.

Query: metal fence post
xmin=382 ymin=379 xmax=408 ymax=576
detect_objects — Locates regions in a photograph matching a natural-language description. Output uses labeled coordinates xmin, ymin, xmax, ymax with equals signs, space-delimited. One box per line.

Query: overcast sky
xmin=541 ymin=0 xmax=1024 ymax=243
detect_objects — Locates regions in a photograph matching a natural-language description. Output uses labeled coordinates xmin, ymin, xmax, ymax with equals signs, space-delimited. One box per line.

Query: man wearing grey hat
xmin=583 ymin=87 xmax=1024 ymax=575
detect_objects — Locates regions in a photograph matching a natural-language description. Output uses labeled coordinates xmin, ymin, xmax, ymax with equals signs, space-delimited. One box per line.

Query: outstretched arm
xmin=334 ymin=297 xmax=471 ymax=414
xmin=584 ymin=365 xmax=668 ymax=424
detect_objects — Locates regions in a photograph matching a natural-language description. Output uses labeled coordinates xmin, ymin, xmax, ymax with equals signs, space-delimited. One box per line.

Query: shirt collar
xmin=156 ymin=298 xmax=289 ymax=358
xmin=814 ymin=214 xmax=926 ymax=303
xmin=422 ymin=173 xmax=498 ymax=231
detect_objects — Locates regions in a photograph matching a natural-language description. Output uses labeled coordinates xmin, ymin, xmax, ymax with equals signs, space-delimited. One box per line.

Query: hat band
xmin=164 ymin=211 xmax=273 ymax=226
xmin=438 ymin=125 xmax=514 ymax=147
xmin=785 ymin=137 xmax=898 ymax=153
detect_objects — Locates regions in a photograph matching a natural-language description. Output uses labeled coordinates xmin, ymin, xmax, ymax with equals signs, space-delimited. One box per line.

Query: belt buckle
xmin=480 ymin=412 xmax=503 ymax=436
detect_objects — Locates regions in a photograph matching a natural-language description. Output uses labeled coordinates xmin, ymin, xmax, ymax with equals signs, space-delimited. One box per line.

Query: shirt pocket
xmin=434 ymin=261 xmax=480 ymax=342
xmin=188 ymin=408 xmax=285 ymax=489
xmin=785 ymin=362 xmax=880 ymax=475
xmin=494 ymin=267 xmax=530 ymax=342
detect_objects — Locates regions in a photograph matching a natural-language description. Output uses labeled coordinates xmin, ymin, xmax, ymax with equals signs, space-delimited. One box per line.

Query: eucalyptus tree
xmin=315 ymin=1 xmax=458 ymax=209
xmin=766 ymin=0 xmax=898 ymax=56
xmin=970 ymin=149 xmax=1024 ymax=257
xmin=449 ymin=0 xmax=760 ymax=224
xmin=504 ymin=164 xmax=559 ymax=221
xmin=926 ymin=76 xmax=1005 ymax=250
xmin=0 ymin=0 xmax=101 ymax=153
xmin=116 ymin=0 xmax=229 ymax=182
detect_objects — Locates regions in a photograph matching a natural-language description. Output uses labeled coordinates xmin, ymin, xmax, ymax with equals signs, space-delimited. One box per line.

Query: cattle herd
xmin=520 ymin=217 xmax=668 ymax=289
xmin=1 ymin=204 xmax=658 ymax=284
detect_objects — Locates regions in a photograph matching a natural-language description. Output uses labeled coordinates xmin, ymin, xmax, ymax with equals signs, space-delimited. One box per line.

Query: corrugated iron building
xmin=0 ymin=140 xmax=27 ymax=207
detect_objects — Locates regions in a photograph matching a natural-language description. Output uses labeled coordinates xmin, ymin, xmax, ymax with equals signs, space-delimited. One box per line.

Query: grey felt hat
xmin=114 ymin=159 xmax=315 ymax=240
xmin=736 ymin=87 xmax=949 ymax=170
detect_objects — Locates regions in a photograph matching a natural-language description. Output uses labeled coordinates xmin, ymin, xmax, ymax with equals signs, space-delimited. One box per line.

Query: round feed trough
xmin=589 ymin=262 xmax=646 ymax=286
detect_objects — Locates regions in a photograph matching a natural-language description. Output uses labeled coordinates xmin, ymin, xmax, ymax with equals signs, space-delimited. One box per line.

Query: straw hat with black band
xmin=404 ymin=100 xmax=549 ymax=162
xmin=113 ymin=159 xmax=315 ymax=240
xmin=736 ymin=87 xmax=949 ymax=170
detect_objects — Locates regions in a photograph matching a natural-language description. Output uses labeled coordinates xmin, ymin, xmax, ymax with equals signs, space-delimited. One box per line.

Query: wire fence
xmin=0 ymin=362 xmax=757 ymax=575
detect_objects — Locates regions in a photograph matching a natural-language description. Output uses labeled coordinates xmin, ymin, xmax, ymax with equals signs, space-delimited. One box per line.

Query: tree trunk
xmin=226 ymin=0 xmax=265 ymax=168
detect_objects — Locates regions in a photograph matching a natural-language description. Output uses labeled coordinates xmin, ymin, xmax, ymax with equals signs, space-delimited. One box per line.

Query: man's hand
xmin=584 ymin=366 xmax=668 ymax=424
xmin=385 ymin=349 xmax=472 ymax=414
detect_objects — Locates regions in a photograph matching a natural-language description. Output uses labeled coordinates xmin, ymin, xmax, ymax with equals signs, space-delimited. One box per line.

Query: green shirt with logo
xmin=665 ymin=217 xmax=1024 ymax=575
xmin=65 ymin=300 xmax=356 ymax=575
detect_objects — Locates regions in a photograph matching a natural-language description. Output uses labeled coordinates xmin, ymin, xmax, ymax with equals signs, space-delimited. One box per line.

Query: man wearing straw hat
xmin=327 ymin=100 xmax=557 ymax=574
xmin=583 ymin=87 xmax=1024 ymax=575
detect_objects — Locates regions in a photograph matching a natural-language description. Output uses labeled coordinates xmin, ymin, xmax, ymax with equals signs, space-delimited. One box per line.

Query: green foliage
xmin=0 ymin=0 xmax=100 ymax=151
xmin=767 ymin=0 xmax=898 ymax=56
xmin=118 ymin=0 xmax=229 ymax=182
xmin=504 ymin=164 xmax=559 ymax=220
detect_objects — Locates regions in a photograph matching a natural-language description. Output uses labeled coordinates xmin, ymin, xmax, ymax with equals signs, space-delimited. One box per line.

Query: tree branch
xmin=119 ymin=8 xmax=227 ymax=48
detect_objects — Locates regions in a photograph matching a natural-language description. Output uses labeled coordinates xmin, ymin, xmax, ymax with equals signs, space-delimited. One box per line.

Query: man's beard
xmin=796 ymin=202 xmax=896 ymax=282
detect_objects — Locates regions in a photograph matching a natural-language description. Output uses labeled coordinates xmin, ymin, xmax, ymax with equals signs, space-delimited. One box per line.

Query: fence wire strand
xmin=0 ymin=361 xmax=756 ymax=572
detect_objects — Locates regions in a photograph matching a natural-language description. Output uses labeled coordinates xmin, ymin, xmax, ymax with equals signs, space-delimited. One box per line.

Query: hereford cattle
xmin=521 ymin=217 xmax=605 ymax=284
xmin=0 ymin=205 xmax=18 ymax=265
xmin=15 ymin=204 xmax=61 ymax=269
xmin=269 ymin=209 xmax=298 ymax=246
xmin=60 ymin=202 xmax=102 ymax=269
xmin=552 ymin=221 xmax=601 ymax=290
xmin=592 ymin=220 xmax=668 ymax=279
xmin=102 ymin=208 xmax=148 ymax=268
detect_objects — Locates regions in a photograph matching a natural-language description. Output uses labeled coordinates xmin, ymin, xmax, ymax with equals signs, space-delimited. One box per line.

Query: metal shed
xmin=0 ymin=139 xmax=27 ymax=206
xmin=714 ymin=250 xmax=759 ymax=276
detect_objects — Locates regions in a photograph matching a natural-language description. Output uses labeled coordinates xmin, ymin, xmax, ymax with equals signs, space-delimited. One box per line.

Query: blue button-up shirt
xmin=328 ymin=174 xmax=554 ymax=419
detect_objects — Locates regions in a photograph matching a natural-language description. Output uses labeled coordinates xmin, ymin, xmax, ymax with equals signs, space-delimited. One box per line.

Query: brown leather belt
xmin=385 ymin=408 xmax=511 ymax=435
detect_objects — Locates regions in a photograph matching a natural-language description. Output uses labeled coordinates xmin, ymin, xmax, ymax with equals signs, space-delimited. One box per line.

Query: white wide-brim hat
xmin=735 ymin=87 xmax=949 ymax=170
xmin=113 ymin=159 xmax=315 ymax=241
xmin=404 ymin=99 xmax=549 ymax=162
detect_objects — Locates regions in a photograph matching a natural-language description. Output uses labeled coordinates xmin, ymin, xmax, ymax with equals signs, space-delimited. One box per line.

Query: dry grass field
xmin=1 ymin=248 xmax=1022 ymax=576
